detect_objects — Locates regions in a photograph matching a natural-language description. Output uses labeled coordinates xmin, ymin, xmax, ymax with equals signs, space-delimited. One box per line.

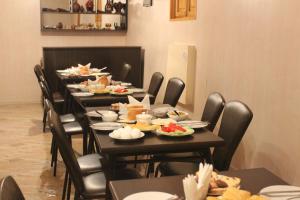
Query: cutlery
xmin=174 ymin=110 xmax=180 ymax=116
xmin=95 ymin=110 xmax=103 ymax=116
xmin=99 ymin=67 xmax=107 ymax=71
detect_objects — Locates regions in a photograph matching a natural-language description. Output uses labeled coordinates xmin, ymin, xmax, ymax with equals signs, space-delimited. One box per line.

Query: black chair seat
xmin=63 ymin=121 xmax=82 ymax=134
xmin=83 ymin=172 xmax=106 ymax=197
xmin=78 ymin=154 xmax=102 ymax=175
xmin=60 ymin=113 xmax=76 ymax=123
xmin=82 ymin=168 xmax=142 ymax=199
xmin=159 ymin=162 xmax=199 ymax=176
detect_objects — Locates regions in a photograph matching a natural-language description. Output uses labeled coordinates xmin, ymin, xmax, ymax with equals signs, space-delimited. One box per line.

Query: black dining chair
xmin=50 ymin=104 xmax=141 ymax=200
xmin=158 ymin=100 xmax=253 ymax=176
xmin=118 ymin=63 xmax=132 ymax=82
xmin=0 ymin=176 xmax=25 ymax=200
xmin=150 ymin=92 xmax=225 ymax=176
xmin=147 ymin=72 xmax=164 ymax=103
xmin=163 ymin=78 xmax=185 ymax=107
xmin=34 ymin=64 xmax=72 ymax=132
xmin=48 ymin=104 xmax=104 ymax=200
xmin=44 ymin=97 xmax=83 ymax=177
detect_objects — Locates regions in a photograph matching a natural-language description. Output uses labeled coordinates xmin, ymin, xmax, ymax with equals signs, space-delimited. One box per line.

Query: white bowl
xmin=102 ymin=111 xmax=118 ymax=122
xmin=167 ymin=110 xmax=189 ymax=121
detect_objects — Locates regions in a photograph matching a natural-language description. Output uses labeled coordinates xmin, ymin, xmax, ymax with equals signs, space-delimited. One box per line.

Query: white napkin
xmin=78 ymin=63 xmax=91 ymax=69
xmin=183 ymin=163 xmax=213 ymax=200
xmin=88 ymin=76 xmax=100 ymax=85
xmin=128 ymin=95 xmax=150 ymax=110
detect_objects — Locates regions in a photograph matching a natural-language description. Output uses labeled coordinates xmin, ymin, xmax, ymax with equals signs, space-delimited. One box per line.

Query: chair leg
xmin=66 ymin=175 xmax=72 ymax=200
xmin=53 ymin=141 xmax=58 ymax=177
xmin=146 ymin=161 xmax=154 ymax=177
xmin=154 ymin=164 xmax=160 ymax=177
xmin=134 ymin=155 xmax=138 ymax=168
xmin=62 ymin=171 xmax=68 ymax=200
xmin=43 ymin=106 xmax=47 ymax=132
xmin=87 ymin=131 xmax=95 ymax=154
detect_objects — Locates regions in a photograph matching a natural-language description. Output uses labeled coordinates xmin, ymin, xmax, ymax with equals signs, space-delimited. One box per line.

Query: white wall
xmin=0 ymin=0 xmax=126 ymax=105
xmin=126 ymin=0 xmax=300 ymax=185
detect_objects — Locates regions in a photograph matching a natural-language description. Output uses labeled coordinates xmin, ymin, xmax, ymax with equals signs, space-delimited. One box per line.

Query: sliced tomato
xmin=115 ymin=88 xmax=128 ymax=93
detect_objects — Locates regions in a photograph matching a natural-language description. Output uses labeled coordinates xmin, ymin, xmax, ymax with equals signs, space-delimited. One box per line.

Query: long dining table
xmin=109 ymin=168 xmax=288 ymax=200
xmin=84 ymin=104 xmax=225 ymax=198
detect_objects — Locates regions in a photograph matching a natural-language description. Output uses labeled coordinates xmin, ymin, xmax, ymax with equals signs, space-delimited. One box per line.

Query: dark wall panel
xmin=43 ymin=46 xmax=144 ymax=91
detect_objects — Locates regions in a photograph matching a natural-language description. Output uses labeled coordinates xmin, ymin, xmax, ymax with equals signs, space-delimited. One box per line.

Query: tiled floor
xmin=0 ymin=103 xmax=82 ymax=200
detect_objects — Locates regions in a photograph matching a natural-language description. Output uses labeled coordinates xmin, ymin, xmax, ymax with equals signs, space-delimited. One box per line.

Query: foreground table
xmin=110 ymin=168 xmax=287 ymax=200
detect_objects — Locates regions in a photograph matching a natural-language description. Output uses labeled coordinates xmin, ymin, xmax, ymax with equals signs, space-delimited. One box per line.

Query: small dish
xmin=90 ymin=122 xmax=123 ymax=131
xmin=102 ymin=111 xmax=118 ymax=122
xmin=167 ymin=110 xmax=189 ymax=121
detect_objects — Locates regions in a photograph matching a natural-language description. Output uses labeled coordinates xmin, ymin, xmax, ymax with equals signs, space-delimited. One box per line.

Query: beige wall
xmin=126 ymin=0 xmax=300 ymax=185
xmin=0 ymin=0 xmax=126 ymax=105
xmin=1 ymin=0 xmax=300 ymax=185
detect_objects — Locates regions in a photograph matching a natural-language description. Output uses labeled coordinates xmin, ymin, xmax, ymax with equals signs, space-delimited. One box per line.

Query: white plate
xmin=90 ymin=122 xmax=123 ymax=131
xmin=124 ymin=192 xmax=174 ymax=200
xmin=71 ymin=92 xmax=94 ymax=97
xmin=56 ymin=69 xmax=67 ymax=73
xmin=109 ymin=132 xmax=145 ymax=141
xmin=260 ymin=185 xmax=300 ymax=199
xmin=67 ymin=84 xmax=81 ymax=89
xmin=130 ymin=88 xmax=145 ymax=93
xmin=86 ymin=110 xmax=112 ymax=118
xmin=121 ymin=82 xmax=132 ymax=86
xmin=90 ymin=72 xmax=110 ymax=76
xmin=177 ymin=120 xmax=209 ymax=129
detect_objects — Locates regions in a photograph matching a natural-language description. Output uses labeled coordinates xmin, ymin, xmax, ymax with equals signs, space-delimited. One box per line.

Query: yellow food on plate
xmin=206 ymin=188 xmax=267 ymax=200
xmin=127 ymin=123 xmax=158 ymax=131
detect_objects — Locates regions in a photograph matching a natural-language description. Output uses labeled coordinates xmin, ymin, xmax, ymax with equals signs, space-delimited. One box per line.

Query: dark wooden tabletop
xmin=94 ymin=128 xmax=224 ymax=156
xmin=110 ymin=168 xmax=288 ymax=200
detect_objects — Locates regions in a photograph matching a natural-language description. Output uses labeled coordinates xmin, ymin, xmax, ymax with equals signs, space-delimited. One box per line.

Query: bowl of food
xmin=152 ymin=107 xmax=175 ymax=118
xmin=101 ymin=111 xmax=118 ymax=122
xmin=167 ymin=110 xmax=189 ymax=121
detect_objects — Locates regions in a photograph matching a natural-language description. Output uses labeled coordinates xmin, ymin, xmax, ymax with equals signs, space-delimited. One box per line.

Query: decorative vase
xmin=73 ymin=0 xmax=80 ymax=12
xmin=105 ymin=0 xmax=113 ymax=13
xmin=113 ymin=2 xmax=122 ymax=13
xmin=86 ymin=0 xmax=94 ymax=12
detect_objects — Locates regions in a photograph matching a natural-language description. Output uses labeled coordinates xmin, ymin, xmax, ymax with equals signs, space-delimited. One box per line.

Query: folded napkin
xmin=183 ymin=163 xmax=213 ymax=200
xmin=78 ymin=63 xmax=91 ymax=69
xmin=128 ymin=95 xmax=150 ymax=110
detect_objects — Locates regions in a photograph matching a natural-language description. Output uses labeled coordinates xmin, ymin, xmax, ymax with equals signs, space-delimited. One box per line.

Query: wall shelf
xmin=40 ymin=0 xmax=128 ymax=33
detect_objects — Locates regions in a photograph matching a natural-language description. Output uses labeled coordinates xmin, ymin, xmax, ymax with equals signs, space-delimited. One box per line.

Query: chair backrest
xmin=34 ymin=64 xmax=43 ymax=82
xmin=212 ymin=101 xmax=253 ymax=171
xmin=201 ymin=92 xmax=225 ymax=132
xmin=118 ymin=63 xmax=132 ymax=82
xmin=49 ymin=104 xmax=85 ymax=194
xmin=147 ymin=72 xmax=164 ymax=102
xmin=163 ymin=78 xmax=185 ymax=107
xmin=38 ymin=81 xmax=53 ymax=103
xmin=0 ymin=176 xmax=25 ymax=200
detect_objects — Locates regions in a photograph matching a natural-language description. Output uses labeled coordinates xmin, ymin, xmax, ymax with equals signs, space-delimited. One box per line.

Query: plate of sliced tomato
xmin=155 ymin=123 xmax=194 ymax=137
xmin=110 ymin=88 xmax=133 ymax=95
